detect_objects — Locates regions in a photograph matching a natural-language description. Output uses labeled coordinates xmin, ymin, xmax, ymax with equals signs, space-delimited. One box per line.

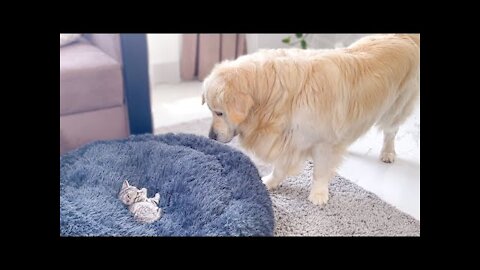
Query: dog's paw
xmin=308 ymin=190 xmax=329 ymax=205
xmin=380 ymin=151 xmax=396 ymax=163
xmin=262 ymin=174 xmax=281 ymax=190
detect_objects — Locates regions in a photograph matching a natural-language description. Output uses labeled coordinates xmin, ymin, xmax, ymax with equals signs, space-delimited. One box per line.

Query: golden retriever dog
xmin=202 ymin=34 xmax=420 ymax=205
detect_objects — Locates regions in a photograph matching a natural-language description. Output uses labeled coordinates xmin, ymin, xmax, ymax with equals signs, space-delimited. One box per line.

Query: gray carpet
xmin=155 ymin=118 xmax=420 ymax=236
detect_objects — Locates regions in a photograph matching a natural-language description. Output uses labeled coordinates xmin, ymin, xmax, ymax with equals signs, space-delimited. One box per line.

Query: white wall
xmin=147 ymin=34 xmax=370 ymax=84
xmin=147 ymin=34 xmax=181 ymax=85
xmin=246 ymin=34 xmax=290 ymax=53
xmin=148 ymin=34 xmax=295 ymax=85
xmin=148 ymin=34 xmax=291 ymax=85
xmin=246 ymin=34 xmax=370 ymax=53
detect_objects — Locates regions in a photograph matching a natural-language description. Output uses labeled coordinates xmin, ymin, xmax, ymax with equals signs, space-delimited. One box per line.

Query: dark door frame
xmin=120 ymin=34 xmax=153 ymax=135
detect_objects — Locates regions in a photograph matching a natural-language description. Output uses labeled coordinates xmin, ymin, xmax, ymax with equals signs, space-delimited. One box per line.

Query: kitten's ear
xmin=122 ymin=180 xmax=130 ymax=189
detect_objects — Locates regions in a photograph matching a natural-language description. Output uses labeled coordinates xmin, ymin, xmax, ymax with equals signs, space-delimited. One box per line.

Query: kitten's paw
xmin=380 ymin=151 xmax=396 ymax=163
xmin=153 ymin=193 xmax=160 ymax=204
xmin=308 ymin=190 xmax=329 ymax=206
xmin=262 ymin=174 xmax=282 ymax=190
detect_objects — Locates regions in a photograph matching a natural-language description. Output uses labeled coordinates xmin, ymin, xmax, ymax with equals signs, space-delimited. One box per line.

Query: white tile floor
xmin=151 ymin=81 xmax=211 ymax=128
xmin=151 ymin=81 xmax=420 ymax=220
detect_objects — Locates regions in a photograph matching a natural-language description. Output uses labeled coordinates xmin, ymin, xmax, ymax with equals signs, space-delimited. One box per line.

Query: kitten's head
xmin=119 ymin=180 xmax=143 ymax=205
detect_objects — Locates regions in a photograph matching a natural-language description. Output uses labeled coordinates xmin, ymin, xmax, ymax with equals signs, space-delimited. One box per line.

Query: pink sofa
xmin=60 ymin=34 xmax=130 ymax=154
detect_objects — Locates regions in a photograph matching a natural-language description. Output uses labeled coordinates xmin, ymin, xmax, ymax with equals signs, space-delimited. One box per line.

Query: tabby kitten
xmin=118 ymin=180 xmax=162 ymax=224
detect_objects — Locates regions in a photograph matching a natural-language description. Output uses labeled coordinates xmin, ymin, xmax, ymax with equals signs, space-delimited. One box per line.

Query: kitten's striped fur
xmin=118 ymin=180 xmax=162 ymax=224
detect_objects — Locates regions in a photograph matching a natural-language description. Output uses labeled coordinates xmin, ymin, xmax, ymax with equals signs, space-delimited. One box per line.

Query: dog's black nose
xmin=209 ymin=128 xmax=217 ymax=140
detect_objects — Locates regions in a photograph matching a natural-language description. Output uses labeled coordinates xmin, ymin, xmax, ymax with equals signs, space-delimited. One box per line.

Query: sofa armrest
xmin=84 ymin=34 xmax=122 ymax=64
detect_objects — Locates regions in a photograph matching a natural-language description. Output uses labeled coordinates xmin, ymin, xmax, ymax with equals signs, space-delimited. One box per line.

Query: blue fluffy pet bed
xmin=60 ymin=133 xmax=274 ymax=236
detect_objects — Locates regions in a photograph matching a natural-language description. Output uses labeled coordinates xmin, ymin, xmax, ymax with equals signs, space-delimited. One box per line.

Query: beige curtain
xmin=180 ymin=34 xmax=246 ymax=81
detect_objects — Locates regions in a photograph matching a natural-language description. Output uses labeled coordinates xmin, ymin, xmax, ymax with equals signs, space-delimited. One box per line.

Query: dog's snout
xmin=208 ymin=128 xmax=217 ymax=140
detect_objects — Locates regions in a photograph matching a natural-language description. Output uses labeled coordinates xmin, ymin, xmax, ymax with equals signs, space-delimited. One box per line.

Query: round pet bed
xmin=60 ymin=133 xmax=274 ymax=236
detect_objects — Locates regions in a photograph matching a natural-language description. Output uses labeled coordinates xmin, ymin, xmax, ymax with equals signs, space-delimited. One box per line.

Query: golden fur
xmin=202 ymin=34 xmax=420 ymax=205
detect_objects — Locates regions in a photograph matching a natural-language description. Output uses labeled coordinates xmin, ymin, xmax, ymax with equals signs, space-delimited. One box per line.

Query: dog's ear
xmin=224 ymin=91 xmax=254 ymax=125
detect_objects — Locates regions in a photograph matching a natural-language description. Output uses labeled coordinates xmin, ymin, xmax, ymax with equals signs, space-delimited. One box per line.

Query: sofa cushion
xmin=60 ymin=34 xmax=82 ymax=47
xmin=60 ymin=105 xmax=129 ymax=154
xmin=84 ymin=34 xmax=122 ymax=64
xmin=60 ymin=39 xmax=124 ymax=116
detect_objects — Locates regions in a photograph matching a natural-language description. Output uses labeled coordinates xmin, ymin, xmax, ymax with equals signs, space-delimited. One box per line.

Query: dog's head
xmin=202 ymin=63 xmax=254 ymax=143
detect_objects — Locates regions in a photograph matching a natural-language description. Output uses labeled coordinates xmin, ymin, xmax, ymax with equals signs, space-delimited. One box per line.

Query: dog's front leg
xmin=309 ymin=144 xmax=345 ymax=205
xmin=262 ymin=164 xmax=287 ymax=190
xmin=380 ymin=128 xmax=398 ymax=163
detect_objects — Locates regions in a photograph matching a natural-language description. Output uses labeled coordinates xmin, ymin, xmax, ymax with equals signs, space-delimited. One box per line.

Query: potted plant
xmin=282 ymin=33 xmax=309 ymax=49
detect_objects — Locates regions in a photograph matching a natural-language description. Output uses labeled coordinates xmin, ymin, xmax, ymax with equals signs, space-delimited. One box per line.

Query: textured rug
xmin=156 ymin=118 xmax=420 ymax=236
xmin=60 ymin=133 xmax=274 ymax=236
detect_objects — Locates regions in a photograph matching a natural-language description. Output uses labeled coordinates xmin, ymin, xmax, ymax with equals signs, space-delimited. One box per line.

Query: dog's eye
xmin=215 ymin=112 xmax=223 ymax=116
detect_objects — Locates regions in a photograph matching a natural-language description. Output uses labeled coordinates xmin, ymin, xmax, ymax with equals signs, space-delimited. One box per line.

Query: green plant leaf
xmin=282 ymin=37 xmax=291 ymax=44
xmin=301 ymin=39 xmax=307 ymax=49
xmin=295 ymin=33 xmax=303 ymax=38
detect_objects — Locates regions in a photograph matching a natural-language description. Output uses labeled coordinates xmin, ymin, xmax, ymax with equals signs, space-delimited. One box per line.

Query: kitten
xmin=118 ymin=180 xmax=162 ymax=224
